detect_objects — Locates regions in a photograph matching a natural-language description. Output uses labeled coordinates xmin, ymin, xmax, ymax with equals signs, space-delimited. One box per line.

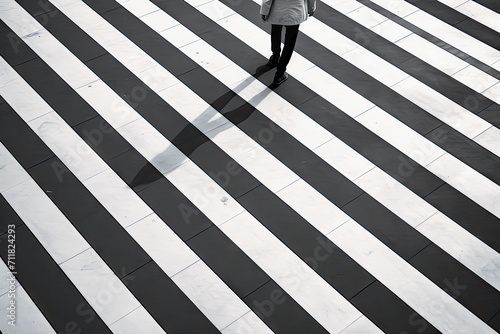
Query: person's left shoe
xmin=273 ymin=72 xmax=288 ymax=86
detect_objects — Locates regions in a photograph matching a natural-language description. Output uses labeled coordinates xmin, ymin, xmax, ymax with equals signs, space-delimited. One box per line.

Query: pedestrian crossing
xmin=0 ymin=0 xmax=499 ymax=333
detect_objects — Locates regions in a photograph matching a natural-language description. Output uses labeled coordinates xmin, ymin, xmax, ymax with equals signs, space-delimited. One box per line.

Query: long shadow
xmin=130 ymin=63 xmax=277 ymax=188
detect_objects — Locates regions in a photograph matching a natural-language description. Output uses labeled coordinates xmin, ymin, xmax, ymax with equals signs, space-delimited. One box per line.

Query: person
xmin=261 ymin=0 xmax=317 ymax=85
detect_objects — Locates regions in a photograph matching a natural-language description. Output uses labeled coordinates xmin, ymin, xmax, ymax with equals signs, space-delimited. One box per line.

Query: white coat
xmin=261 ymin=0 xmax=317 ymax=26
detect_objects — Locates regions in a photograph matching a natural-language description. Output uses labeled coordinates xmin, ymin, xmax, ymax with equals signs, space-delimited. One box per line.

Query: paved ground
xmin=0 ymin=0 xmax=499 ymax=333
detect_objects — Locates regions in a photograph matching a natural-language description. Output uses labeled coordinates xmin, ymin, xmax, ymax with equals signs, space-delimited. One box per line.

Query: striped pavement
xmin=0 ymin=0 xmax=499 ymax=333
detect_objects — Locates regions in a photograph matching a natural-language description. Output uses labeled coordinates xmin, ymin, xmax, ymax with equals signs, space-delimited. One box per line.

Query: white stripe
xmin=438 ymin=0 xmax=500 ymax=33
xmin=320 ymin=0 xmax=365 ymax=14
xmin=435 ymin=0 xmax=469 ymax=6
xmin=0 ymin=261 xmax=55 ymax=334
xmin=184 ymin=0 xmax=500 ymax=288
xmin=58 ymin=0 xmax=499 ymax=332
xmin=219 ymin=211 xmax=379 ymax=333
xmin=370 ymin=0 xmax=500 ymax=71
xmin=0 ymin=143 xmax=31 ymax=194
xmin=46 ymin=1 xmax=372 ymax=332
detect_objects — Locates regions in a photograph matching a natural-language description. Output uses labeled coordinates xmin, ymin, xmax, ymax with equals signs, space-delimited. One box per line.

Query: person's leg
xmin=270 ymin=24 xmax=282 ymax=63
xmin=276 ymin=24 xmax=300 ymax=76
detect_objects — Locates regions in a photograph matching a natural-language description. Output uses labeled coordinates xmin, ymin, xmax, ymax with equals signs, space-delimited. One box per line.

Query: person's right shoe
xmin=268 ymin=55 xmax=280 ymax=67
xmin=273 ymin=72 xmax=288 ymax=86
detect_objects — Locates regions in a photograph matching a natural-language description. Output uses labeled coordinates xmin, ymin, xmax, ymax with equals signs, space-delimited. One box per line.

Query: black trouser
xmin=271 ymin=24 xmax=300 ymax=76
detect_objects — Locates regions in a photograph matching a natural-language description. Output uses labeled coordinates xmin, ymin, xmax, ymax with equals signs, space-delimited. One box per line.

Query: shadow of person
xmin=130 ymin=62 xmax=277 ymax=189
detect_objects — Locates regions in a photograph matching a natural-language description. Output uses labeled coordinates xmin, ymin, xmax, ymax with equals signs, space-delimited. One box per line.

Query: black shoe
xmin=273 ymin=72 xmax=288 ymax=86
xmin=268 ymin=55 xmax=279 ymax=67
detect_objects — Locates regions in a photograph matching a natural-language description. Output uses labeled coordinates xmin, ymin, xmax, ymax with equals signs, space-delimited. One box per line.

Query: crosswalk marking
xmin=60 ymin=0 xmax=496 ymax=310
xmin=45 ymin=2 xmax=380 ymax=331
xmin=1 ymin=2 xmax=376 ymax=332
xmin=328 ymin=220 xmax=496 ymax=333
xmin=0 ymin=260 xmax=55 ymax=333
xmin=0 ymin=0 xmax=499 ymax=332
xmin=297 ymin=3 xmax=500 ymax=141
xmin=0 ymin=60 xmax=168 ymax=332
xmin=192 ymin=0 xmax=500 ymax=220
xmin=438 ymin=0 xmax=500 ymax=33
xmin=370 ymin=0 xmax=500 ymax=70
xmin=0 ymin=7 xmax=268 ymax=329
xmin=324 ymin=0 xmax=500 ymax=99
xmin=0 ymin=143 xmax=157 ymax=330
xmin=183 ymin=0 xmax=500 ymax=285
